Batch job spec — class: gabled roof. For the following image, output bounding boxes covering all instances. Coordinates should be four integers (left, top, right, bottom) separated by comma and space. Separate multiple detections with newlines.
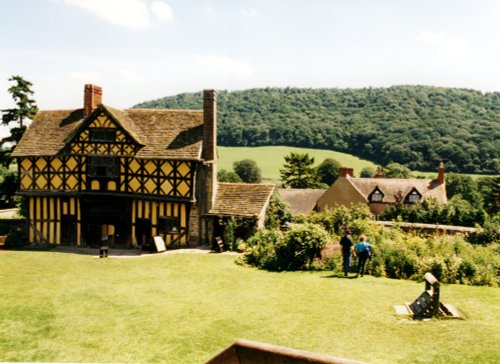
209, 183, 275, 218
12, 105, 204, 160
278, 188, 326, 215
346, 176, 447, 203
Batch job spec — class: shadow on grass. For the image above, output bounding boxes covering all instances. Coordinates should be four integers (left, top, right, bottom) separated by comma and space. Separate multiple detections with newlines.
321, 273, 359, 279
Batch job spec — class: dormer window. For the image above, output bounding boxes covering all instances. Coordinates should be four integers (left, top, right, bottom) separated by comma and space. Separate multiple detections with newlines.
369, 187, 384, 203
90, 128, 116, 143
406, 189, 421, 203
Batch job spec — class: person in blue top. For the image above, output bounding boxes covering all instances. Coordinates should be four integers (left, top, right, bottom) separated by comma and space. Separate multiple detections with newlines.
355, 234, 372, 278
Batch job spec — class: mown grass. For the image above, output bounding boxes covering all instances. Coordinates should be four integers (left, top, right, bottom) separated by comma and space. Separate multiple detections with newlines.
1, 251, 499, 363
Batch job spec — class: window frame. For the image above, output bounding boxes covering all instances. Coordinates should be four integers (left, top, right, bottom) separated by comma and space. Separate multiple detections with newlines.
369, 187, 384, 203
89, 128, 116, 143
157, 216, 180, 235
406, 189, 422, 204
87, 156, 119, 179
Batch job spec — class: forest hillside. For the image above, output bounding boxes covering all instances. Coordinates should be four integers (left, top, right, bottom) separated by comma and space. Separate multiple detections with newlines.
135, 86, 500, 174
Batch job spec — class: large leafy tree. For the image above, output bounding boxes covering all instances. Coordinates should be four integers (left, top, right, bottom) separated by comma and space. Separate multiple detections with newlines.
383, 163, 412, 178
476, 176, 500, 215
1, 76, 38, 166
446, 173, 483, 209
280, 152, 320, 188
316, 158, 341, 186
217, 169, 243, 183
233, 159, 261, 183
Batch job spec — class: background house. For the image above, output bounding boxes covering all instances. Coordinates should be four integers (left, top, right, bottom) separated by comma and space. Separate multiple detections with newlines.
316, 166, 447, 215
278, 188, 326, 216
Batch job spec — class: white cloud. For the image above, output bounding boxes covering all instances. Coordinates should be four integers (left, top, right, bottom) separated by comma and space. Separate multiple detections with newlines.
203, 6, 215, 16
241, 8, 258, 18
194, 55, 253, 78
150, 1, 173, 22
59, 0, 173, 29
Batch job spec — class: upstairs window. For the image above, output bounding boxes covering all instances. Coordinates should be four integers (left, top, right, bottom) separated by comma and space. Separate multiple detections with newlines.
87, 156, 119, 178
406, 189, 421, 203
90, 128, 116, 143
369, 188, 384, 202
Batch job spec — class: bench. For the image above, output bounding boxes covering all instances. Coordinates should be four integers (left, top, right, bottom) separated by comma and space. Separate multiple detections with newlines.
405, 272, 461, 319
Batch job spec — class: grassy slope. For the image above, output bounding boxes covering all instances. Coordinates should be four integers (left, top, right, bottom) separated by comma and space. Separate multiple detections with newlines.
218, 146, 379, 182
0, 251, 499, 364
218, 146, 494, 182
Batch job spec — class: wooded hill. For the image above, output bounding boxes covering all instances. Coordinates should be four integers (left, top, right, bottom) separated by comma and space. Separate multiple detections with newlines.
135, 86, 500, 174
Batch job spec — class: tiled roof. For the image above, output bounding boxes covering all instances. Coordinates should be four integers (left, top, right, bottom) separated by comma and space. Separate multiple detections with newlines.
13, 105, 204, 160
278, 188, 326, 215
347, 176, 446, 203
210, 183, 275, 218
13, 109, 84, 157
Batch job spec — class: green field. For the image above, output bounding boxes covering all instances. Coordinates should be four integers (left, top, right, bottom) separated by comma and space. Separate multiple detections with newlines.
218, 146, 495, 182
218, 146, 379, 182
1, 251, 499, 363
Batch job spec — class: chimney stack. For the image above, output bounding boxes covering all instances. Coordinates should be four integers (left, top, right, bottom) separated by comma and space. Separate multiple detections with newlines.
203, 89, 217, 162
84, 84, 102, 117
438, 162, 445, 184
375, 167, 384, 178
339, 167, 354, 178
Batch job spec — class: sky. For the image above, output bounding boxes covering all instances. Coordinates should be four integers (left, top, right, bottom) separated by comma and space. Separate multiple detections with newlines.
0, 0, 499, 124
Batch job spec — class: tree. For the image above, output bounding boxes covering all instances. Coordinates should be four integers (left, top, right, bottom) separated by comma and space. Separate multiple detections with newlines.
233, 159, 261, 183
1, 76, 38, 166
316, 158, 341, 185
446, 173, 483, 209
0, 166, 18, 208
217, 169, 242, 183
280, 152, 320, 188
360, 167, 375, 178
383, 163, 411, 178
476, 176, 500, 215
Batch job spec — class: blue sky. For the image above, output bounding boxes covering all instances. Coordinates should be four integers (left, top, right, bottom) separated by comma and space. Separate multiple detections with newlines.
1, 0, 499, 117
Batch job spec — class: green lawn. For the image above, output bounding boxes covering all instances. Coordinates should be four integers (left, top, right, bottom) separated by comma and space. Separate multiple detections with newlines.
218, 146, 379, 182
1, 251, 499, 363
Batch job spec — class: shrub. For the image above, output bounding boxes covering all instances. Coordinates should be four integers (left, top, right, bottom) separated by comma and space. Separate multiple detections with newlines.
467, 218, 500, 245
306, 203, 373, 234
278, 223, 330, 270
265, 193, 291, 230
384, 249, 418, 279
243, 229, 283, 270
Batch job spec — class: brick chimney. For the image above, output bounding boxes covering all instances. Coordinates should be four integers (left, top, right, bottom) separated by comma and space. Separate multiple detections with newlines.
203, 89, 217, 162
339, 167, 354, 178
438, 162, 445, 184
375, 167, 384, 178
199, 89, 218, 246
84, 84, 102, 117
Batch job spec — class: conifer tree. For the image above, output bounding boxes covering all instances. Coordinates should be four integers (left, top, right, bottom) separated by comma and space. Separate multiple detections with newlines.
1, 75, 38, 166
280, 152, 320, 188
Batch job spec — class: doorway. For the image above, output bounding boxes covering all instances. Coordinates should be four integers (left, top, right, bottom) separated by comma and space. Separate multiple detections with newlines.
60, 214, 77, 246
81, 196, 131, 248
135, 218, 152, 250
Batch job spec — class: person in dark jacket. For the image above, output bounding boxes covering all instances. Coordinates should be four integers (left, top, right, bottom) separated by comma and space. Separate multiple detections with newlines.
339, 229, 354, 276
355, 234, 373, 277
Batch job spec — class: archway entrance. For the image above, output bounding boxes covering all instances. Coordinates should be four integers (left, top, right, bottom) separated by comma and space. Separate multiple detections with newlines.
81, 196, 132, 248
